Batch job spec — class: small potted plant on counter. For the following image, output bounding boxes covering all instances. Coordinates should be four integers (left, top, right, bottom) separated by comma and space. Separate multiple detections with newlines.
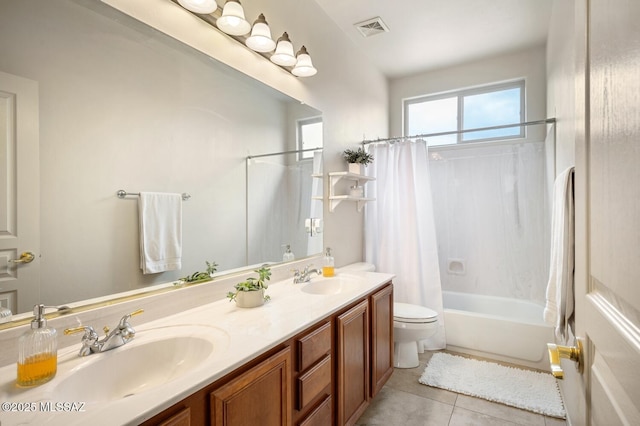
174, 260, 218, 287
227, 265, 272, 308
342, 147, 374, 174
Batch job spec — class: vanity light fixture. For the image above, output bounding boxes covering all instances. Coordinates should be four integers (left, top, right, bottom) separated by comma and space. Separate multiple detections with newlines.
245, 14, 276, 52
177, 0, 218, 14
270, 32, 297, 66
172, 0, 317, 77
216, 0, 251, 36
292, 46, 317, 77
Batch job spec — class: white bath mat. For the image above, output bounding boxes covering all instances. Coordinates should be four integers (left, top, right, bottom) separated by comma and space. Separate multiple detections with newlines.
419, 352, 566, 418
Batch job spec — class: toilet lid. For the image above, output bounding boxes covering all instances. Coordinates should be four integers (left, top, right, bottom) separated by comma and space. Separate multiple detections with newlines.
394, 302, 438, 323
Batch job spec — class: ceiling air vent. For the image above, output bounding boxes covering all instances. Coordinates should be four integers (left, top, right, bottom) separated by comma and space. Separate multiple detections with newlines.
354, 17, 389, 38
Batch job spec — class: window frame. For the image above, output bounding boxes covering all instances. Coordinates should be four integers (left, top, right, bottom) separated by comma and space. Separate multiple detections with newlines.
296, 116, 323, 161
403, 80, 526, 146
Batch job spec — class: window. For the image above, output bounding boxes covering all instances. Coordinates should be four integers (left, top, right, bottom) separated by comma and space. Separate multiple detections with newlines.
297, 117, 323, 160
404, 81, 525, 146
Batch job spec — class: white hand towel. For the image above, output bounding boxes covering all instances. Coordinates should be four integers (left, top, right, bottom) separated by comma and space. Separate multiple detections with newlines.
543, 166, 575, 343
138, 192, 182, 274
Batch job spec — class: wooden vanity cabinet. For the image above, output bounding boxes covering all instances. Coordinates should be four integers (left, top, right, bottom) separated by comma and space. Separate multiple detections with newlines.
336, 299, 370, 426
369, 284, 394, 398
210, 347, 292, 426
335, 283, 393, 425
141, 281, 393, 426
140, 346, 291, 426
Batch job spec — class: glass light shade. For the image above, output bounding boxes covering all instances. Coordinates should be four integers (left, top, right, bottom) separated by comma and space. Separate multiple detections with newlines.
292, 46, 317, 77
270, 32, 297, 66
245, 14, 276, 53
216, 0, 251, 36
177, 0, 218, 14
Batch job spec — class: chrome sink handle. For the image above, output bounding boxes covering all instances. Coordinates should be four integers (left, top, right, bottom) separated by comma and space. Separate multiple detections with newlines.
64, 325, 99, 357
117, 308, 143, 339
101, 309, 144, 352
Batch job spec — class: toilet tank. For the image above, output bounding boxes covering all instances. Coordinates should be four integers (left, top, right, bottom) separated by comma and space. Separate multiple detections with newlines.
340, 262, 376, 272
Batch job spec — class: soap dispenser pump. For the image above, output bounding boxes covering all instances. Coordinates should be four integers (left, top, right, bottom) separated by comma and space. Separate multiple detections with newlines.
282, 244, 295, 262
17, 304, 58, 387
322, 247, 335, 277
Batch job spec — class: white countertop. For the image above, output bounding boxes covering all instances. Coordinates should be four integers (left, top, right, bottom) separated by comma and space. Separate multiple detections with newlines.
0, 269, 393, 425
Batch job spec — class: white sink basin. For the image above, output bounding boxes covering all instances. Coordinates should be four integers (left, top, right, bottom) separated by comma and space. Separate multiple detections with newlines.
301, 275, 362, 295
54, 325, 229, 403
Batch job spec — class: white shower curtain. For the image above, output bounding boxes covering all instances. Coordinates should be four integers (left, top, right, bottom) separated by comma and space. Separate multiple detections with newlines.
364, 139, 446, 349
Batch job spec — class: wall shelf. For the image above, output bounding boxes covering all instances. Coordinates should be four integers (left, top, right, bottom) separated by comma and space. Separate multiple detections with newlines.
328, 172, 376, 212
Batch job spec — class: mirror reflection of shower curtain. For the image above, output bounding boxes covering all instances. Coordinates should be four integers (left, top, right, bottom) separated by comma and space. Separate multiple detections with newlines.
247, 154, 322, 265
307, 151, 323, 255
364, 139, 446, 349
247, 159, 288, 264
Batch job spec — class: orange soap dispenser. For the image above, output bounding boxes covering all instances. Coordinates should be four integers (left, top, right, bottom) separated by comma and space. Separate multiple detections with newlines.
17, 304, 58, 387
322, 247, 335, 277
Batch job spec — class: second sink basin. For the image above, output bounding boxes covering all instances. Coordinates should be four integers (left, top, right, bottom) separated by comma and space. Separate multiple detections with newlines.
54, 325, 229, 403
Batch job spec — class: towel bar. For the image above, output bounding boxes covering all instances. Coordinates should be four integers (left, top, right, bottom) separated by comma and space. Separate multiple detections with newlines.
117, 190, 191, 201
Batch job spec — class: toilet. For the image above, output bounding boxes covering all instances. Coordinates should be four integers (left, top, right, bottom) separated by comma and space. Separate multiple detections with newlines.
339, 262, 439, 369
393, 302, 439, 368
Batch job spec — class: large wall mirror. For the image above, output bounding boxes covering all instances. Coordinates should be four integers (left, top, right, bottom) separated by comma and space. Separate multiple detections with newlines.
0, 0, 323, 319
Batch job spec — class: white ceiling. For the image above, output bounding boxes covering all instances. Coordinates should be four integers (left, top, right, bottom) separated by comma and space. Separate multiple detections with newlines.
314, 0, 553, 79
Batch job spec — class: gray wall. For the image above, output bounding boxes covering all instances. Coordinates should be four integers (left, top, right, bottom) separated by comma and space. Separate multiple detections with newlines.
0, 0, 389, 311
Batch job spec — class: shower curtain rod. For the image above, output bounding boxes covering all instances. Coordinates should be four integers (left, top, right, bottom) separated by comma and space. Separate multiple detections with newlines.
361, 118, 556, 145
247, 147, 323, 160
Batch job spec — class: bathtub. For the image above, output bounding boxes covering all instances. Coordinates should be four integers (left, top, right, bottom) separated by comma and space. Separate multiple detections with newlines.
442, 291, 554, 370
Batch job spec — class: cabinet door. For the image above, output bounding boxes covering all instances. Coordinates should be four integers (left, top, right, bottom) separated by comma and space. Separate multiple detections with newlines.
336, 299, 369, 426
156, 407, 191, 426
370, 284, 394, 397
210, 347, 292, 426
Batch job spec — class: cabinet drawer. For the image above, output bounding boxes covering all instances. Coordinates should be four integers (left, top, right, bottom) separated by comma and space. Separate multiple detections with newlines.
297, 355, 331, 410
299, 396, 332, 426
297, 321, 331, 372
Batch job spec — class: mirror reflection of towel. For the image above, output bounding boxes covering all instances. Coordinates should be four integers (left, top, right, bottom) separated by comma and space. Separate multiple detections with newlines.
138, 192, 182, 274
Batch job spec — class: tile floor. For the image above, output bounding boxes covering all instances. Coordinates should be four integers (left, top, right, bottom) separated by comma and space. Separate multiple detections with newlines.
356, 351, 567, 426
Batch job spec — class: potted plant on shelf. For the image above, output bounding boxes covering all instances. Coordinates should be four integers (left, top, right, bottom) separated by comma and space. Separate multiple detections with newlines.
174, 260, 218, 287
342, 147, 374, 174
227, 265, 272, 308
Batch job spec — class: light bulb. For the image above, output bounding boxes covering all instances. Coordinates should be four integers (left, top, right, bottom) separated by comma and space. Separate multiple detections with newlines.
270, 32, 297, 67
216, 0, 251, 36
177, 0, 218, 14
245, 14, 276, 53
292, 46, 317, 77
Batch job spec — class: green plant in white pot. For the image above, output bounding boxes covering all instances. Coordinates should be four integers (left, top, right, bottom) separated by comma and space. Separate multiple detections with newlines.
342, 147, 374, 174
227, 265, 272, 308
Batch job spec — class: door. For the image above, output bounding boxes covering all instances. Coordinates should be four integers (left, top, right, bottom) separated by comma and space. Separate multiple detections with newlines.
565, 0, 640, 424
0, 71, 40, 315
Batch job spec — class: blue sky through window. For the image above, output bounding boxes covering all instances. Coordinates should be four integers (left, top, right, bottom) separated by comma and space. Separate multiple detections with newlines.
462, 88, 521, 141
404, 81, 524, 146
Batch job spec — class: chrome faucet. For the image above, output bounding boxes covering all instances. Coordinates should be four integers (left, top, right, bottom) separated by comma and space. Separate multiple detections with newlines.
64, 309, 144, 357
292, 265, 322, 284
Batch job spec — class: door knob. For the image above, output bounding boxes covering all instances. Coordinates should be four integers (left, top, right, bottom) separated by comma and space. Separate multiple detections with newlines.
547, 339, 583, 379
9, 251, 35, 264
